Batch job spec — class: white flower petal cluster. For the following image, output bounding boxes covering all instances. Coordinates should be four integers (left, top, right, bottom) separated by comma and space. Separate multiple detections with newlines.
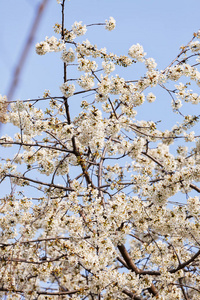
72, 21, 87, 36
189, 41, 200, 52
75, 108, 105, 150
0, 94, 8, 123
36, 36, 65, 55
0, 135, 13, 147
183, 131, 195, 142
76, 39, 94, 56
110, 75, 125, 94
60, 82, 75, 97
61, 47, 76, 63
175, 82, 200, 104
95, 75, 111, 102
145, 57, 157, 70
35, 41, 50, 55
53, 23, 62, 33
146, 70, 160, 87
78, 58, 98, 72
64, 30, 76, 42
187, 196, 200, 216
166, 64, 185, 81
132, 91, 145, 106
171, 98, 182, 111
128, 43, 146, 61
77, 73, 95, 90
146, 92, 156, 103
105, 17, 116, 31
102, 61, 115, 74
165, 63, 200, 86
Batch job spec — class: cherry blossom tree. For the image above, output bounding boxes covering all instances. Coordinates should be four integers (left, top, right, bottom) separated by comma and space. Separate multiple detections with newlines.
0, 0, 200, 299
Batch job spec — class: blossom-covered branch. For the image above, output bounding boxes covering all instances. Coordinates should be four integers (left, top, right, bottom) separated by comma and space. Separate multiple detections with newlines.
0, 0, 200, 299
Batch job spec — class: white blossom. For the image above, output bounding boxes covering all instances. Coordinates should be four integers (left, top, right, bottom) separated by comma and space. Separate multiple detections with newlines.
189, 41, 200, 52
145, 57, 157, 70
77, 74, 95, 90
102, 61, 115, 74
36, 36, 65, 55
72, 21, 87, 36
78, 58, 98, 72
128, 43, 146, 61
35, 41, 50, 55
146, 92, 156, 103
60, 82, 75, 97
105, 17, 116, 31
61, 48, 76, 63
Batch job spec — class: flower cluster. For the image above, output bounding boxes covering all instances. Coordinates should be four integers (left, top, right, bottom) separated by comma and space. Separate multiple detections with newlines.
128, 43, 146, 61
102, 61, 115, 74
36, 36, 65, 55
75, 108, 105, 150
61, 47, 76, 63
146, 92, 156, 103
189, 40, 200, 52
145, 57, 157, 70
60, 82, 75, 96
105, 17, 116, 31
72, 21, 87, 36
78, 58, 98, 72
0, 94, 8, 123
77, 73, 95, 90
